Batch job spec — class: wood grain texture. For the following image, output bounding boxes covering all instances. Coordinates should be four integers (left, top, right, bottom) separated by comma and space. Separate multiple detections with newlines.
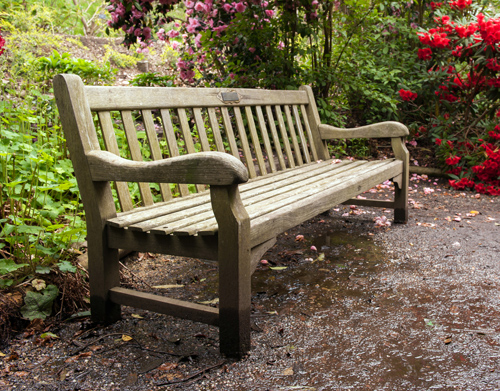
319, 121, 409, 139
87, 150, 249, 185
109, 287, 219, 326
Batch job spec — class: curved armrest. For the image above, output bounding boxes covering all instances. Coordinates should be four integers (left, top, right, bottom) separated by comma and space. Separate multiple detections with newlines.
87, 150, 249, 185
319, 121, 409, 139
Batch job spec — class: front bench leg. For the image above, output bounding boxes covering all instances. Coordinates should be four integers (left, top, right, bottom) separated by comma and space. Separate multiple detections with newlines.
391, 136, 409, 223
88, 230, 122, 324
211, 185, 252, 358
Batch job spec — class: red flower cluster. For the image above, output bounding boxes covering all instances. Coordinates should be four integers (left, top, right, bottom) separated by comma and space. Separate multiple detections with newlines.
418, 48, 432, 60
449, 0, 472, 10
418, 30, 451, 48
446, 155, 461, 165
486, 58, 500, 71
0, 29, 5, 56
488, 129, 500, 140
399, 89, 418, 101
430, 2, 443, 11
477, 13, 500, 47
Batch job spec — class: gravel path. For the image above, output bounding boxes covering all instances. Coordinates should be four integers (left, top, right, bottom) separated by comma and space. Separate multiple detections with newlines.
1, 175, 499, 390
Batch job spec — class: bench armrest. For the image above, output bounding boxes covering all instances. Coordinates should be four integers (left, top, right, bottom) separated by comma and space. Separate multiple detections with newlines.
319, 121, 409, 139
87, 150, 249, 185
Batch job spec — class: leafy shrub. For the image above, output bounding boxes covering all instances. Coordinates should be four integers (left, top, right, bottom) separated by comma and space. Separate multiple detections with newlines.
130, 72, 175, 87
35, 50, 116, 86
399, 0, 500, 195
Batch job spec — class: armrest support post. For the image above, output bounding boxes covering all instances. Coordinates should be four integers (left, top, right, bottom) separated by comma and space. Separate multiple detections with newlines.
210, 184, 251, 357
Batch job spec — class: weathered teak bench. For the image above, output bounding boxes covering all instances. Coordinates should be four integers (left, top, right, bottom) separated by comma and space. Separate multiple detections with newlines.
53, 74, 409, 358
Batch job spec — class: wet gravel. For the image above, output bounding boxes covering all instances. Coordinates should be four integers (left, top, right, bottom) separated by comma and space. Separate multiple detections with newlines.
1, 175, 499, 390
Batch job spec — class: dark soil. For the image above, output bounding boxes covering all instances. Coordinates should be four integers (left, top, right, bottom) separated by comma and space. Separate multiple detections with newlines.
1, 175, 499, 390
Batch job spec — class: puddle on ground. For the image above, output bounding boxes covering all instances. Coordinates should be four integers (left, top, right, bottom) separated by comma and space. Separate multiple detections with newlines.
244, 227, 500, 390
252, 229, 385, 314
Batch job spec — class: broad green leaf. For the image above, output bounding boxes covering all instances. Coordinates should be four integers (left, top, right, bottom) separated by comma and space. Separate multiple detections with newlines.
57, 261, 77, 273
20, 284, 59, 320
0, 259, 28, 275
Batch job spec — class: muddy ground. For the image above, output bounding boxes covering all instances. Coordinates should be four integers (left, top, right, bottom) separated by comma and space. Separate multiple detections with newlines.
1, 174, 499, 391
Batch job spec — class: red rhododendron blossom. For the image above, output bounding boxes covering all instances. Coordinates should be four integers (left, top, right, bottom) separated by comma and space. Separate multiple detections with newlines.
449, 177, 475, 190
435, 138, 442, 145
0, 30, 5, 56
486, 58, 500, 71
418, 48, 433, 60
449, 0, 472, 10
418, 31, 451, 48
477, 13, 500, 47
399, 89, 418, 101
488, 131, 500, 140
446, 155, 461, 165
454, 24, 477, 38
451, 45, 463, 57
430, 2, 443, 11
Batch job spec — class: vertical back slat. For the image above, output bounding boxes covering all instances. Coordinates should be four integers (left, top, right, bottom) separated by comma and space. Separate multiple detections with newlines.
207, 108, 226, 152
234, 107, 257, 179
256, 106, 276, 173
221, 107, 240, 159
265, 106, 286, 171
300, 104, 318, 161
292, 105, 311, 164
244, 106, 267, 176
275, 106, 295, 168
193, 108, 211, 152
284, 105, 304, 166
178, 108, 204, 193
121, 110, 154, 206
97, 111, 134, 212
299, 85, 329, 160
142, 109, 172, 201
160, 109, 189, 197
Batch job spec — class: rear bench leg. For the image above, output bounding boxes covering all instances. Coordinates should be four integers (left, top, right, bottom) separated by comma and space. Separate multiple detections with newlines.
211, 185, 252, 358
391, 136, 409, 224
87, 234, 122, 324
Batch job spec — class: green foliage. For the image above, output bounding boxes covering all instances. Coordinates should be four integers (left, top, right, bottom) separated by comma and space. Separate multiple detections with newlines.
20, 284, 59, 320
103, 44, 140, 68
130, 72, 175, 87
35, 50, 116, 86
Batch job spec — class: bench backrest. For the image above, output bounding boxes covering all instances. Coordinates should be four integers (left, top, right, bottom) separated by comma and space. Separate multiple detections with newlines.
54, 74, 328, 214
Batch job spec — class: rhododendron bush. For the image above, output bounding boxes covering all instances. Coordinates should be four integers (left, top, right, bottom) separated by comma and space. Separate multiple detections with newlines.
105, 0, 321, 89
403, 0, 500, 196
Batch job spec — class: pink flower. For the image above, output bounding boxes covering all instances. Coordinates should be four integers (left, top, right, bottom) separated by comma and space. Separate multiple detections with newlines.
234, 2, 246, 13
167, 29, 180, 38
194, 2, 205, 11
265, 9, 274, 17
223, 3, 232, 12
248, 47, 256, 53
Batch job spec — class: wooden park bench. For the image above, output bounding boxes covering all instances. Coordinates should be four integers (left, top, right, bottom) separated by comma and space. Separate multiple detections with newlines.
53, 74, 409, 358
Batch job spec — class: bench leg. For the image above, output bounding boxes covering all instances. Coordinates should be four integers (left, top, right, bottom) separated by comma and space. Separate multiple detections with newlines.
393, 182, 408, 223
88, 236, 122, 324
211, 185, 252, 358
391, 137, 409, 224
